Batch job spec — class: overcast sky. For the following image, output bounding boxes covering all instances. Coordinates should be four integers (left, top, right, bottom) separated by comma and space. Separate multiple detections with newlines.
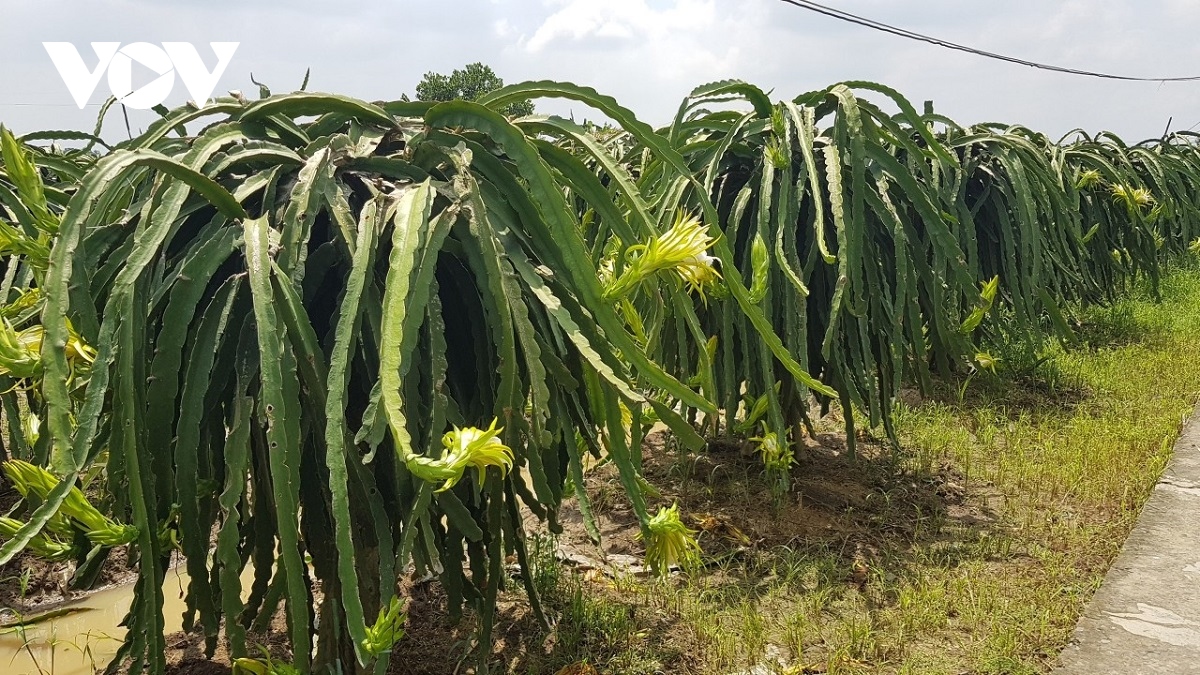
2, 1, 1199, 142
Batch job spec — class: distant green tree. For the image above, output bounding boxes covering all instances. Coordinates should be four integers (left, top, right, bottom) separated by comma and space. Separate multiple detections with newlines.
414, 62, 535, 117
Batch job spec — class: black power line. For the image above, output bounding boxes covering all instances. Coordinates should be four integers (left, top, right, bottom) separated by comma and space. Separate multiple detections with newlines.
777, 0, 1200, 82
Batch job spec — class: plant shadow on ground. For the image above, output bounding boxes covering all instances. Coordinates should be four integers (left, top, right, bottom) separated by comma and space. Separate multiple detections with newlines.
385, 423, 1012, 675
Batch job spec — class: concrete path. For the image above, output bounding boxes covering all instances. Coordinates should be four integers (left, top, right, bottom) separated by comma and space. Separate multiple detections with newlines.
1055, 409, 1200, 674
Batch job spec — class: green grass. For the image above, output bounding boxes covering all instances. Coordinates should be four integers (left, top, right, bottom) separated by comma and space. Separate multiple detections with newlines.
519, 264, 1200, 674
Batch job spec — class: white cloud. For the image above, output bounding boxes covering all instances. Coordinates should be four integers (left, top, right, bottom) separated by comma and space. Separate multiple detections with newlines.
523, 0, 717, 53
502, 0, 753, 123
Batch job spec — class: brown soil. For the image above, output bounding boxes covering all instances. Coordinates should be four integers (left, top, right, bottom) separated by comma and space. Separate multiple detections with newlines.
379, 424, 997, 674
0, 546, 142, 616
163, 616, 291, 675
554, 427, 997, 567
168, 660, 233, 675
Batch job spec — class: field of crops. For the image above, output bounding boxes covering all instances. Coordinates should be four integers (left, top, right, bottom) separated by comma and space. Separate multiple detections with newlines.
1, 78, 1197, 674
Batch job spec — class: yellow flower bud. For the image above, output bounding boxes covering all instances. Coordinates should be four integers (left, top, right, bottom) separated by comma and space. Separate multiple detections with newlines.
638, 503, 702, 576
406, 418, 515, 492
603, 211, 721, 300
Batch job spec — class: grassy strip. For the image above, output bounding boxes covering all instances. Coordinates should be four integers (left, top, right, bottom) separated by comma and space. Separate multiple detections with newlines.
510, 264, 1200, 675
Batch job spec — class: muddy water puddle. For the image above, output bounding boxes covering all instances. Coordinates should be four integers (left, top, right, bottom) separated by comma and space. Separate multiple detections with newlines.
1, 566, 251, 675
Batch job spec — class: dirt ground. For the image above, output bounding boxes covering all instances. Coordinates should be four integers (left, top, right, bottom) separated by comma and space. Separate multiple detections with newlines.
382, 420, 997, 674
